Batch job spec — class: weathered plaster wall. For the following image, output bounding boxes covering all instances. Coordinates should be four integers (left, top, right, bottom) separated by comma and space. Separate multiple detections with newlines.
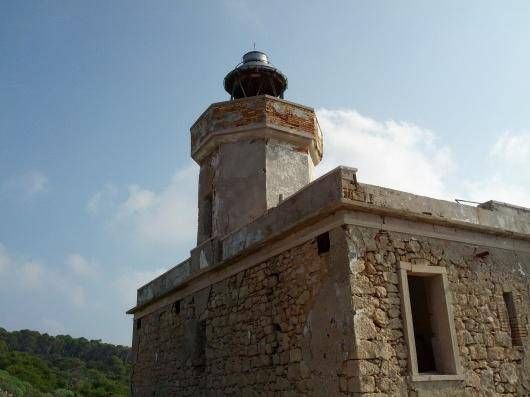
211, 139, 267, 241
345, 225, 530, 396
265, 140, 312, 208
192, 95, 323, 246
196, 138, 315, 244
131, 229, 355, 396
190, 96, 321, 157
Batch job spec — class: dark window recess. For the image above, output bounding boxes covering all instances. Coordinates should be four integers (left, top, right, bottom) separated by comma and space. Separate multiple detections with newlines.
408, 276, 436, 373
192, 319, 207, 367
203, 194, 213, 238
136, 318, 142, 330
317, 232, 330, 254
503, 292, 523, 346
172, 300, 181, 314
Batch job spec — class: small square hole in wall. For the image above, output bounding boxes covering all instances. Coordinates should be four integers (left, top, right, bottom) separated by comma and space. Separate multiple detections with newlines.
317, 232, 330, 254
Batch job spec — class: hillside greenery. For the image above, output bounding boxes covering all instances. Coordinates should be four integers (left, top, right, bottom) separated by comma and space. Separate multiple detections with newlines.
0, 328, 130, 397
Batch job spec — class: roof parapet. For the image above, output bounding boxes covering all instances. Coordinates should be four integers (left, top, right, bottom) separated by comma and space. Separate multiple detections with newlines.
129, 167, 530, 314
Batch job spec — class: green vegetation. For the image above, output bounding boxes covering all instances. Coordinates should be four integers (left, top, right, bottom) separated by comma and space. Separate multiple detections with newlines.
0, 328, 130, 397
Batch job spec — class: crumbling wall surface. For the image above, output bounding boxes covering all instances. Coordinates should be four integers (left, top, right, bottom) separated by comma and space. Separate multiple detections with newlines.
190, 96, 319, 151
345, 224, 530, 396
265, 139, 312, 208
214, 139, 268, 238
131, 228, 355, 396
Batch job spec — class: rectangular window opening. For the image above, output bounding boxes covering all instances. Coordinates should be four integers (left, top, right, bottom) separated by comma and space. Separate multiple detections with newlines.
136, 318, 142, 330
203, 194, 213, 238
503, 292, 523, 346
192, 319, 207, 368
408, 275, 437, 373
172, 300, 181, 315
317, 232, 330, 254
399, 264, 462, 380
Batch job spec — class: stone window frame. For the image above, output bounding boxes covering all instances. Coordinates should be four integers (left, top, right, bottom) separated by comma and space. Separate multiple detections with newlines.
398, 261, 464, 382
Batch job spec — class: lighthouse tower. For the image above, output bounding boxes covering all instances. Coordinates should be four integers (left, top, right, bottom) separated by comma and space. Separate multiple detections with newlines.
191, 51, 323, 245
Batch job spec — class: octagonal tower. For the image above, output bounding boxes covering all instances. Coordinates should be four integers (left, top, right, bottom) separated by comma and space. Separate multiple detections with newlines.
191, 51, 323, 245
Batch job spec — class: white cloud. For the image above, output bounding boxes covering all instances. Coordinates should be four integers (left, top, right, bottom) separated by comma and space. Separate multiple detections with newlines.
2, 170, 49, 198
66, 254, 98, 278
459, 131, 530, 207
316, 109, 454, 199
84, 166, 198, 311
21, 171, 49, 196
86, 184, 117, 214
0, 243, 94, 307
491, 131, 530, 165
20, 261, 44, 287
118, 185, 157, 215
0, 242, 125, 343
124, 166, 198, 247
462, 176, 530, 207
0, 243, 45, 287
90, 165, 198, 250
317, 109, 530, 208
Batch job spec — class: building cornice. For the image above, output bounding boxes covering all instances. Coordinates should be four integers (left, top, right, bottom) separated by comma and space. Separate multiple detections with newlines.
128, 166, 530, 317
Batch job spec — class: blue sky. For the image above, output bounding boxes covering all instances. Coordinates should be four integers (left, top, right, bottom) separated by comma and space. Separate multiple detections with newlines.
1, 1, 530, 346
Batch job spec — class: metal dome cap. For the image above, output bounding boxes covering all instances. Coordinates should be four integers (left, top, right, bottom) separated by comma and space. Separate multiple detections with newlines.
243, 50, 269, 63
224, 50, 288, 100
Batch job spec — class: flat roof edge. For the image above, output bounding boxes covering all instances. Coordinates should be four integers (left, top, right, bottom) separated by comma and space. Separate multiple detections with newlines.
128, 166, 530, 314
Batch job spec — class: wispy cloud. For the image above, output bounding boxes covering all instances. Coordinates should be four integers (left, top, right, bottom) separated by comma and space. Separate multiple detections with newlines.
117, 166, 198, 248
0, 244, 94, 308
462, 176, 530, 207
0, 241, 169, 344
317, 109, 530, 207
317, 109, 454, 199
491, 131, 530, 165
20, 261, 44, 287
89, 165, 198, 250
66, 253, 98, 279
118, 185, 157, 216
0, 243, 46, 287
86, 184, 117, 214
2, 170, 49, 199
460, 131, 530, 207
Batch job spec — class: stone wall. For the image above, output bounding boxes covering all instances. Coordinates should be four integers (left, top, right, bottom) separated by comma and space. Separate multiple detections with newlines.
131, 229, 355, 396
345, 225, 530, 396
131, 222, 530, 396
